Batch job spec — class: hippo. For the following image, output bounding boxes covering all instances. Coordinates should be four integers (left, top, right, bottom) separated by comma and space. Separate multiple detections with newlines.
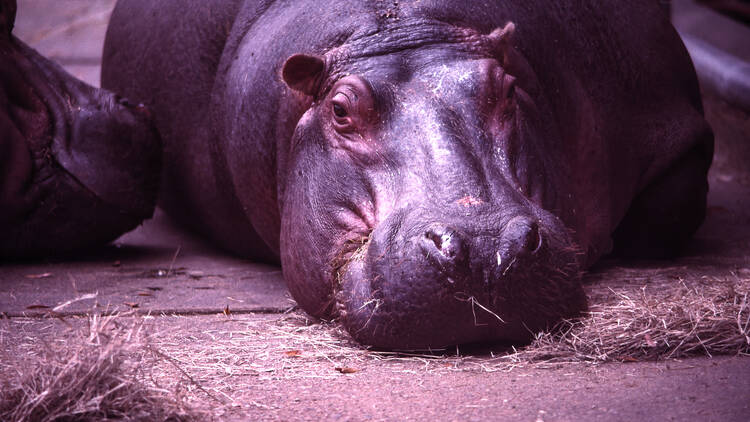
3, 0, 712, 350
99, 0, 713, 349
0, 0, 161, 257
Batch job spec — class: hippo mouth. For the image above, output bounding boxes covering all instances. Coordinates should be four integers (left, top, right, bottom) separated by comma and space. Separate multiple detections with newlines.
329, 215, 588, 351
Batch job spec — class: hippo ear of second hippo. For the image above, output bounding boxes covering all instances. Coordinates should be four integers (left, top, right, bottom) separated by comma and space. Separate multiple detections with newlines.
0, 0, 17, 36
282, 54, 326, 96
488, 21, 516, 63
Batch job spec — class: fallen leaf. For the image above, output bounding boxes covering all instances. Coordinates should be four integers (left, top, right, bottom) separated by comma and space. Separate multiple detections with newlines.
26, 305, 51, 309
137, 292, 153, 297
223, 305, 231, 316
25, 273, 52, 279
124, 302, 139, 308
284, 350, 302, 357
335, 367, 358, 374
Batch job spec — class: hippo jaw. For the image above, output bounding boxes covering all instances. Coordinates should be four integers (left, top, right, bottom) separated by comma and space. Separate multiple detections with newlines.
278, 25, 587, 350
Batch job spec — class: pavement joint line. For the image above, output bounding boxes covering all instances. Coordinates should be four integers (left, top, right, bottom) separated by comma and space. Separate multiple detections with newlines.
1, 307, 295, 319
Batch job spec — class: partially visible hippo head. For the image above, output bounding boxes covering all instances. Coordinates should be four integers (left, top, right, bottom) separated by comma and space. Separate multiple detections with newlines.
279, 22, 587, 350
0, 0, 161, 257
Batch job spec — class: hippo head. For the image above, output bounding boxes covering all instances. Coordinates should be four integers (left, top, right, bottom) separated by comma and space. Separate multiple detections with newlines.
278, 22, 586, 350
0, 0, 161, 257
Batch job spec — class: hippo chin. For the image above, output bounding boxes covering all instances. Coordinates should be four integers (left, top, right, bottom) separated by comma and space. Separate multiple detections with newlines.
2, 0, 712, 350
0, 0, 161, 257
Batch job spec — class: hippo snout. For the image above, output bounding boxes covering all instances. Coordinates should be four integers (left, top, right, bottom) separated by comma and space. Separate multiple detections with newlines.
335, 212, 587, 350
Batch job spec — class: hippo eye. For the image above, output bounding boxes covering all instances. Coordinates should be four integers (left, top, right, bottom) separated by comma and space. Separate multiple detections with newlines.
331, 93, 355, 131
328, 78, 375, 136
333, 102, 348, 118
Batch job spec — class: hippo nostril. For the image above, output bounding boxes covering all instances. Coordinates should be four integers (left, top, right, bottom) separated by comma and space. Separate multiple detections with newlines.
504, 217, 543, 255
426, 231, 447, 255
523, 221, 543, 254
422, 225, 464, 262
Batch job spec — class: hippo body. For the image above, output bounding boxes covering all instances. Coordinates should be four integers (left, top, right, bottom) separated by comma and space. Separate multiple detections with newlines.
99, 0, 713, 349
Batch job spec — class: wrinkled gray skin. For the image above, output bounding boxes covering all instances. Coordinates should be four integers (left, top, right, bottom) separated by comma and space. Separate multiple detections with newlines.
0, 0, 160, 258
103, 0, 713, 350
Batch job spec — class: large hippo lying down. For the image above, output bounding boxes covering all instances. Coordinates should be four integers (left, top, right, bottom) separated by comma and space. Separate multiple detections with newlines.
2, 0, 713, 350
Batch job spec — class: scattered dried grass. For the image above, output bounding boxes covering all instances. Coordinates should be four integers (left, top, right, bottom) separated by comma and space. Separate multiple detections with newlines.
144, 271, 750, 389
0, 269, 747, 418
0, 313, 207, 422
509, 272, 750, 364
201, 271, 750, 375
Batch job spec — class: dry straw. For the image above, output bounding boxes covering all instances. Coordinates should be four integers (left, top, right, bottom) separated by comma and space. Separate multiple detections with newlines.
0, 313, 206, 422
148, 271, 750, 383
0, 271, 747, 419
503, 271, 750, 365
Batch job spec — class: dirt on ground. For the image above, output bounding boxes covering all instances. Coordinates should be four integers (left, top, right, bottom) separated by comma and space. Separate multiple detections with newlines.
2, 312, 748, 421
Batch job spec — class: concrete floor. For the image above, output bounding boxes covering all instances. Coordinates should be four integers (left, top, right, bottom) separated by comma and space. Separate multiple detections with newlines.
2, 1, 750, 420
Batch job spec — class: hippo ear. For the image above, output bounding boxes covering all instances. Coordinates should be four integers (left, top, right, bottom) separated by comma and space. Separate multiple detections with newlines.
282, 54, 326, 96
489, 22, 515, 46
488, 22, 516, 64
0, 0, 16, 36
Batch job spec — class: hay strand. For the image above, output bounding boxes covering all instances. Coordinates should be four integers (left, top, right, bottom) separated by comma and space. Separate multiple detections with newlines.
0, 313, 206, 422
507, 272, 750, 364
